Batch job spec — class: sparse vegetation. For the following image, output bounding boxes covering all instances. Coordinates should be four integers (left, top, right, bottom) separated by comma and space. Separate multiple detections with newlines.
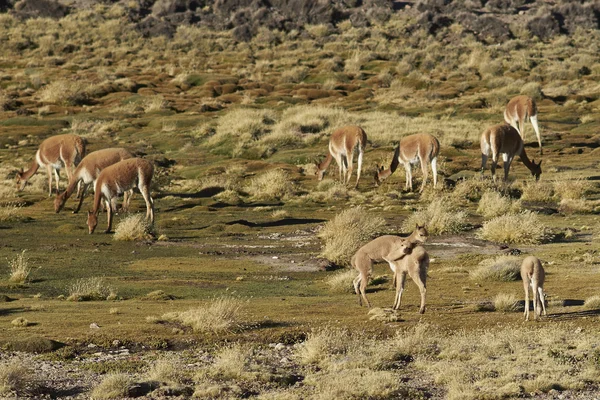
158, 296, 244, 333
91, 373, 132, 400
113, 214, 153, 241
319, 207, 385, 266
0, 362, 30, 396
324, 269, 355, 293
67, 277, 114, 301
402, 197, 468, 235
7, 250, 31, 284
478, 211, 552, 244
470, 256, 522, 282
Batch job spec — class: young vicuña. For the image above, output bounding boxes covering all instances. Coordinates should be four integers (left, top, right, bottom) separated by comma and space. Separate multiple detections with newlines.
87, 158, 154, 234
480, 124, 542, 182
54, 148, 133, 214
351, 225, 429, 311
16, 134, 86, 196
315, 125, 367, 187
504, 95, 542, 154
521, 256, 547, 321
374, 133, 440, 193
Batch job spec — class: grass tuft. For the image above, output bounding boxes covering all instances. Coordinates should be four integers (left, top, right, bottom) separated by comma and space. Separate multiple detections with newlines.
8, 250, 31, 284
0, 362, 30, 396
159, 296, 244, 333
476, 190, 521, 219
11, 317, 31, 327
493, 293, 519, 312
470, 256, 522, 282
113, 214, 153, 241
90, 373, 132, 399
324, 269, 355, 293
402, 197, 467, 235
245, 169, 294, 201
478, 211, 552, 244
67, 277, 114, 301
0, 202, 23, 222
319, 207, 385, 266
583, 295, 600, 310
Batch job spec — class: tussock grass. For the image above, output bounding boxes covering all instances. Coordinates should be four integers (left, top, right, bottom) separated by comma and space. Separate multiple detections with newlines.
493, 293, 519, 312
113, 214, 153, 241
11, 317, 31, 327
0, 183, 17, 199
553, 175, 593, 201
8, 250, 31, 284
319, 207, 385, 266
159, 296, 244, 333
281, 66, 309, 83
0, 202, 23, 222
324, 269, 355, 293
245, 169, 294, 201
38, 80, 90, 105
213, 189, 243, 205
478, 211, 552, 244
476, 190, 521, 219
91, 373, 132, 399
70, 118, 125, 138
303, 369, 403, 399
147, 359, 183, 384
519, 181, 555, 202
142, 95, 167, 112
583, 295, 600, 309
470, 256, 521, 282
304, 179, 350, 202
451, 177, 497, 202
402, 197, 468, 235
67, 277, 114, 301
558, 199, 597, 214
0, 362, 30, 396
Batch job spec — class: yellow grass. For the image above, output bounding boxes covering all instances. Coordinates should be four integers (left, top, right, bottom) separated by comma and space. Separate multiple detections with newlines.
478, 211, 552, 244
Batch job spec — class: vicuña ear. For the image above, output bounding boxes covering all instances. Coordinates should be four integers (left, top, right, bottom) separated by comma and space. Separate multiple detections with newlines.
538, 160, 543, 167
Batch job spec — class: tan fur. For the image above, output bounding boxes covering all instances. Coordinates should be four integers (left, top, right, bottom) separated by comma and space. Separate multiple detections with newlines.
504, 95, 542, 154
351, 225, 428, 310
87, 158, 154, 234
55, 148, 133, 214
16, 134, 86, 196
480, 124, 541, 182
520, 256, 547, 321
315, 125, 367, 187
390, 245, 429, 314
374, 133, 440, 193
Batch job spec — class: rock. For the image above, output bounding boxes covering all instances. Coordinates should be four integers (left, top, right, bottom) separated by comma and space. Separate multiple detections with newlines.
89, 323, 100, 329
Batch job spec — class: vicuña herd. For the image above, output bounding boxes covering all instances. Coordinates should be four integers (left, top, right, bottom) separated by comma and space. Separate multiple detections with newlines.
14, 95, 550, 319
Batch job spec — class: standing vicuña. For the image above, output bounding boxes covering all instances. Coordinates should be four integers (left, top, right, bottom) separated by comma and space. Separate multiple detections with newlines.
351, 225, 429, 311
55, 148, 133, 214
391, 245, 429, 314
520, 256, 547, 321
504, 95, 542, 154
374, 133, 440, 193
480, 124, 541, 182
315, 125, 367, 187
87, 158, 154, 234
16, 134, 86, 196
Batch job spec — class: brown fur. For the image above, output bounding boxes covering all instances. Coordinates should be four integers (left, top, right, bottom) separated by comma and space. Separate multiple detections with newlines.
374, 133, 440, 193
391, 245, 429, 314
521, 256, 547, 321
315, 125, 367, 188
87, 158, 154, 234
16, 134, 86, 196
351, 225, 428, 310
55, 148, 133, 214
504, 95, 542, 154
480, 124, 542, 182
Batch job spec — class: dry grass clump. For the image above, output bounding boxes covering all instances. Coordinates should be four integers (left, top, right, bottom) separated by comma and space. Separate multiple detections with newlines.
38, 80, 90, 105
451, 177, 497, 202
402, 197, 468, 235
70, 118, 125, 138
476, 190, 521, 219
519, 181, 555, 202
113, 214, 153, 241
0, 202, 23, 222
319, 207, 385, 266
0, 362, 30, 396
11, 317, 31, 327
213, 189, 243, 205
142, 95, 168, 112
147, 359, 184, 384
0, 182, 17, 199
91, 373, 132, 400
558, 199, 597, 214
324, 269, 355, 293
281, 66, 309, 83
303, 369, 403, 399
478, 211, 552, 244
8, 250, 31, 284
416, 326, 600, 399
304, 179, 350, 202
67, 277, 114, 301
493, 293, 519, 312
159, 296, 244, 333
470, 256, 522, 282
583, 295, 600, 310
552, 175, 593, 201
245, 169, 294, 201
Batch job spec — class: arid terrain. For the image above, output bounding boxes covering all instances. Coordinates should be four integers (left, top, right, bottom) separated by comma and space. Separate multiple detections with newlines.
0, 0, 599, 398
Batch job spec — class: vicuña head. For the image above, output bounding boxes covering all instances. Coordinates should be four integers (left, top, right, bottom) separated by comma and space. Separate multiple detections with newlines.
54, 191, 68, 213
15, 168, 26, 191
314, 159, 326, 181
412, 224, 429, 243
530, 159, 542, 181
87, 210, 98, 234
373, 164, 385, 186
